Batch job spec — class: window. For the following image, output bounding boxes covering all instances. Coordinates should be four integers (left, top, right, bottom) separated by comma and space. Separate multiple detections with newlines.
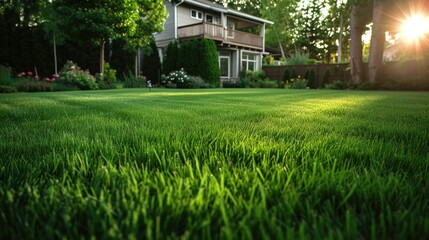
191, 9, 203, 20
206, 15, 221, 25
241, 52, 258, 71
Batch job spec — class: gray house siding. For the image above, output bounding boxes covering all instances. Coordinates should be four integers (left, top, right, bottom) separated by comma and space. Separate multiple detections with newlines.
154, 0, 175, 47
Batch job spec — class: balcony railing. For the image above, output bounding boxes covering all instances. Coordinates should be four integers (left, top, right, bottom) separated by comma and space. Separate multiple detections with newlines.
178, 22, 263, 50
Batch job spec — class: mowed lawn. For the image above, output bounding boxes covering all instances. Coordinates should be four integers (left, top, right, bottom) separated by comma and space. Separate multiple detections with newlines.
0, 89, 428, 239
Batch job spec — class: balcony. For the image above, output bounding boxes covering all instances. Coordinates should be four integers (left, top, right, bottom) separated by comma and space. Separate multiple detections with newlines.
178, 22, 263, 50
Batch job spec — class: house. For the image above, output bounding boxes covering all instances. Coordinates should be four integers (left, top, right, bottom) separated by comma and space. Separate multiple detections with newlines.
154, 0, 273, 82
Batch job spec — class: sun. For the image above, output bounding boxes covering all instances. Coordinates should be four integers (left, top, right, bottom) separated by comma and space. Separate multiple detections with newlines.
400, 15, 429, 41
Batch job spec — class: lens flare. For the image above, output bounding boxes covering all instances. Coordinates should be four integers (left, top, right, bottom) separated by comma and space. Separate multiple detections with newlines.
401, 15, 429, 41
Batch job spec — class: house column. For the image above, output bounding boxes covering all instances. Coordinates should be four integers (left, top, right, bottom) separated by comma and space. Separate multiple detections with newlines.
260, 23, 266, 52
222, 13, 227, 41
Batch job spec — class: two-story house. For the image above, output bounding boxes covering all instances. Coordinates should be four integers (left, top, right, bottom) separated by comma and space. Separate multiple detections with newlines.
155, 0, 273, 82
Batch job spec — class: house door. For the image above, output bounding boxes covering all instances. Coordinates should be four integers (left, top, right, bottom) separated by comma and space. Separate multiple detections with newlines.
219, 56, 231, 79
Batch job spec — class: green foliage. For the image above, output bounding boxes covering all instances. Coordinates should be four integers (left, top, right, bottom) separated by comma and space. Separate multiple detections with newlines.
263, 55, 275, 65
96, 62, 118, 89
199, 39, 220, 86
142, 41, 161, 84
285, 50, 310, 65
163, 41, 179, 74
0, 65, 13, 86
304, 67, 316, 88
122, 71, 147, 88
283, 68, 291, 81
0, 85, 17, 93
176, 39, 220, 86
58, 61, 98, 90
165, 68, 196, 88
17, 81, 53, 92
234, 70, 277, 88
322, 69, 331, 87
284, 76, 308, 89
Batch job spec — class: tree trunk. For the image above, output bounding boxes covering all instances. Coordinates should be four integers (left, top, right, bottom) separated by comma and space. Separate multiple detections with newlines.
338, 12, 343, 63
368, 0, 386, 83
350, 4, 365, 83
100, 40, 106, 75
53, 31, 57, 74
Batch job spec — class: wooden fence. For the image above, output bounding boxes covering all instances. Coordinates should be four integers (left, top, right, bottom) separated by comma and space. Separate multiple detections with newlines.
263, 60, 429, 89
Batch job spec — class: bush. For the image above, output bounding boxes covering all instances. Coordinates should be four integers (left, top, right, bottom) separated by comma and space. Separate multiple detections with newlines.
322, 69, 331, 87
255, 80, 278, 88
142, 41, 161, 84
176, 39, 220, 86
284, 76, 308, 89
163, 41, 179, 74
123, 71, 147, 88
304, 68, 316, 88
96, 63, 118, 89
0, 65, 13, 86
17, 81, 53, 92
165, 69, 196, 88
57, 61, 98, 90
0, 85, 17, 93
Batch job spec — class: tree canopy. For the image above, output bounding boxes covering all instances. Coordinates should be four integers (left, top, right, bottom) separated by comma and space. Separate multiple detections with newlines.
52, 0, 166, 74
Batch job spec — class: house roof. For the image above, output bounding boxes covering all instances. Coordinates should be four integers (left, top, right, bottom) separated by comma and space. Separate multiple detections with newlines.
180, 0, 274, 25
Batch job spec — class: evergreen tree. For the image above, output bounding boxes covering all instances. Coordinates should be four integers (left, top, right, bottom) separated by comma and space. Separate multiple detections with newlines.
163, 41, 179, 74
142, 40, 161, 84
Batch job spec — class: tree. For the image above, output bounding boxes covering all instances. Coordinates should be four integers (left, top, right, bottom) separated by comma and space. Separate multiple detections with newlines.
368, 0, 386, 83
141, 40, 162, 84
163, 41, 179, 74
349, 0, 372, 83
124, 0, 167, 77
54, 0, 166, 75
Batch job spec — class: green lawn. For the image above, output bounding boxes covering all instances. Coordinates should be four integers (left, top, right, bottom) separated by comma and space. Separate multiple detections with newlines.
1, 89, 428, 239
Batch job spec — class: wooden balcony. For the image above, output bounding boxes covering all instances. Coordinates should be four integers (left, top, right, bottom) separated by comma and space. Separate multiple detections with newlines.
178, 22, 263, 50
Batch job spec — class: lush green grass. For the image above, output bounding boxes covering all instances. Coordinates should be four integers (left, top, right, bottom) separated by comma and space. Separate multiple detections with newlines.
1, 89, 428, 239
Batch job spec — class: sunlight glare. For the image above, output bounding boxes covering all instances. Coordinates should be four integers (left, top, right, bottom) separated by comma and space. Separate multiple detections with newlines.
401, 15, 429, 41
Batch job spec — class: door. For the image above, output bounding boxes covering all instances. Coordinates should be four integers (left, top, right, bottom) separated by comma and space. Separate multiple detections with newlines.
219, 56, 230, 79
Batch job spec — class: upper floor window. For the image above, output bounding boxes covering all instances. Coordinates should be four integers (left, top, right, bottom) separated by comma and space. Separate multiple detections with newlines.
191, 9, 203, 20
206, 14, 221, 25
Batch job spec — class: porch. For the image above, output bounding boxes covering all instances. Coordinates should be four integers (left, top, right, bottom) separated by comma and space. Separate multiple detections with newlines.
178, 22, 263, 50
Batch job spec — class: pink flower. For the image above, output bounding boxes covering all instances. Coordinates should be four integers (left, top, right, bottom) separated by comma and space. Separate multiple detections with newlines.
52, 73, 60, 78
44, 78, 50, 82
27, 71, 33, 76
50, 78, 56, 82
34, 75, 39, 80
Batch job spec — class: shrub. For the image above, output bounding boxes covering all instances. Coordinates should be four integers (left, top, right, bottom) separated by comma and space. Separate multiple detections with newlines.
166, 69, 196, 88
263, 55, 275, 65
285, 50, 310, 65
123, 71, 147, 88
322, 69, 331, 87
177, 39, 220, 86
96, 63, 118, 89
304, 68, 316, 88
142, 41, 161, 84
0, 65, 13, 86
163, 41, 179, 74
284, 76, 308, 89
0, 85, 17, 93
283, 69, 291, 81
17, 81, 53, 92
324, 80, 349, 90
58, 61, 98, 90
256, 79, 278, 88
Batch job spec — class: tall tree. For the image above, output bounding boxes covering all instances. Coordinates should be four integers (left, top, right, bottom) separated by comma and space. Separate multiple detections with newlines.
349, 0, 372, 83
125, 0, 167, 77
368, 0, 386, 83
54, 0, 165, 75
